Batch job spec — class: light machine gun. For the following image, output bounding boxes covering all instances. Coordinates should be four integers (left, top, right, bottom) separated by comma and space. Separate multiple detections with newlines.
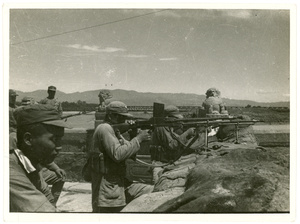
91, 103, 259, 169
110, 103, 259, 147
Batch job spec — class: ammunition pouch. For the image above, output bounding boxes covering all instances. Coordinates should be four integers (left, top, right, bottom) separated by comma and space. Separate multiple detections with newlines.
104, 155, 126, 176
82, 152, 106, 182
150, 145, 162, 161
91, 152, 106, 174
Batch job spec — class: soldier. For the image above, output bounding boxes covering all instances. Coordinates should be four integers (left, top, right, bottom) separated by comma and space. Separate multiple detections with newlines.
9, 89, 18, 131
13, 101, 67, 207
10, 104, 71, 212
21, 96, 35, 106
90, 101, 153, 213
10, 94, 37, 150
40, 86, 63, 117
9, 89, 18, 151
11, 96, 34, 150
150, 105, 196, 184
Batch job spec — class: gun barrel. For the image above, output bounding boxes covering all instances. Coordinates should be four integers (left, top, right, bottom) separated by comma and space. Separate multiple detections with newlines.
181, 120, 259, 126
61, 113, 81, 119
61, 110, 95, 119
112, 118, 259, 134
172, 116, 237, 123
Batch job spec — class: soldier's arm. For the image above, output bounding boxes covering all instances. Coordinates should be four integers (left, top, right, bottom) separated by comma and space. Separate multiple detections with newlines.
39, 98, 47, 104
45, 162, 66, 180
154, 127, 182, 151
45, 162, 60, 171
10, 172, 56, 212
94, 124, 140, 162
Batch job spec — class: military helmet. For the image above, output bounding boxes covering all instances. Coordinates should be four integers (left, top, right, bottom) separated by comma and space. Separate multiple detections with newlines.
164, 105, 183, 119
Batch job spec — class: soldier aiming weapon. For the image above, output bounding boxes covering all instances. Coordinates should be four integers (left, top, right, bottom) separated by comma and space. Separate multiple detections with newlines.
111, 102, 259, 147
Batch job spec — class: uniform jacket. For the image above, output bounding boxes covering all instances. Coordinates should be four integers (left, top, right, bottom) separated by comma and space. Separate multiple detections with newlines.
9, 149, 56, 212
39, 98, 63, 117
92, 123, 140, 207
151, 127, 205, 162
152, 127, 190, 152
9, 106, 17, 133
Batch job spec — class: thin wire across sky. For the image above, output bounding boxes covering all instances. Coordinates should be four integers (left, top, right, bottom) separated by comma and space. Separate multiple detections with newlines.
10, 9, 169, 46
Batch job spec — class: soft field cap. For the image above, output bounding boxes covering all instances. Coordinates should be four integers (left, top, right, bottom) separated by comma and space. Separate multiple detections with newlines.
14, 104, 72, 128
48, 86, 57, 91
21, 96, 33, 105
106, 101, 133, 117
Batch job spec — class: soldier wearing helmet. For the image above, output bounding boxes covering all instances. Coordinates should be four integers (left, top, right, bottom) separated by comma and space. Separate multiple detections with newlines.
150, 105, 197, 184
90, 101, 153, 213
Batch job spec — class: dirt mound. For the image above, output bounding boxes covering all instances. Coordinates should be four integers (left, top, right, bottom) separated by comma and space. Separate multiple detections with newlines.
154, 145, 289, 213
123, 143, 289, 213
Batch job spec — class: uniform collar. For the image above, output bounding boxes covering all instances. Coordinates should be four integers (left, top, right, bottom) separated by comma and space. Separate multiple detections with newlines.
13, 149, 36, 173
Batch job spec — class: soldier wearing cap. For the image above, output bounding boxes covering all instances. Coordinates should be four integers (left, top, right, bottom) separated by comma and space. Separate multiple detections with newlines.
10, 96, 36, 151
90, 101, 153, 213
39, 86, 63, 117
150, 105, 196, 184
9, 89, 19, 151
9, 89, 18, 108
9, 89, 18, 132
21, 96, 35, 106
13, 96, 66, 207
10, 104, 71, 212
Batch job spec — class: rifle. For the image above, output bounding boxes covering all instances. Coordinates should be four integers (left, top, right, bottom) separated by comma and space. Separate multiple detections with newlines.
111, 103, 260, 146
61, 111, 94, 121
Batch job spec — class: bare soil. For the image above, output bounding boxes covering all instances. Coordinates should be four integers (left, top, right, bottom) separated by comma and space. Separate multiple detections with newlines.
123, 144, 290, 213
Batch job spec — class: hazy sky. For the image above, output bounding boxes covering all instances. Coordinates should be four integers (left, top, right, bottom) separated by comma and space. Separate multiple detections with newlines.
9, 8, 290, 102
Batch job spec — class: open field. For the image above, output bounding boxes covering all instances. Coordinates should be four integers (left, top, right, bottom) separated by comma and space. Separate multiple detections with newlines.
226, 107, 289, 124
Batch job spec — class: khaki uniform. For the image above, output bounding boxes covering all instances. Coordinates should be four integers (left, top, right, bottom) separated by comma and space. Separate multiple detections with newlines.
91, 123, 153, 212
39, 98, 63, 117
9, 106, 18, 150
9, 104, 71, 212
9, 149, 56, 212
9, 106, 17, 133
39, 166, 64, 205
151, 127, 193, 184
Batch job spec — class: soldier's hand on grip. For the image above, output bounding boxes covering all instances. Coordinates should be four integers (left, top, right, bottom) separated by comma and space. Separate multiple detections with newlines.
136, 129, 151, 143
186, 128, 196, 138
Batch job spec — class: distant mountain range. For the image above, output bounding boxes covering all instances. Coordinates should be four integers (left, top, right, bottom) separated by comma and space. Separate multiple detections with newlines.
15, 89, 290, 108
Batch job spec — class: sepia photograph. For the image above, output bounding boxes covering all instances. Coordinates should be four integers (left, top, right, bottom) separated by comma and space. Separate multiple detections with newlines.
2, 1, 297, 223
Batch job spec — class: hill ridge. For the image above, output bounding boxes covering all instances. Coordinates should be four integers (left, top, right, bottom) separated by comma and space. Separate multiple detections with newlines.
14, 89, 289, 108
